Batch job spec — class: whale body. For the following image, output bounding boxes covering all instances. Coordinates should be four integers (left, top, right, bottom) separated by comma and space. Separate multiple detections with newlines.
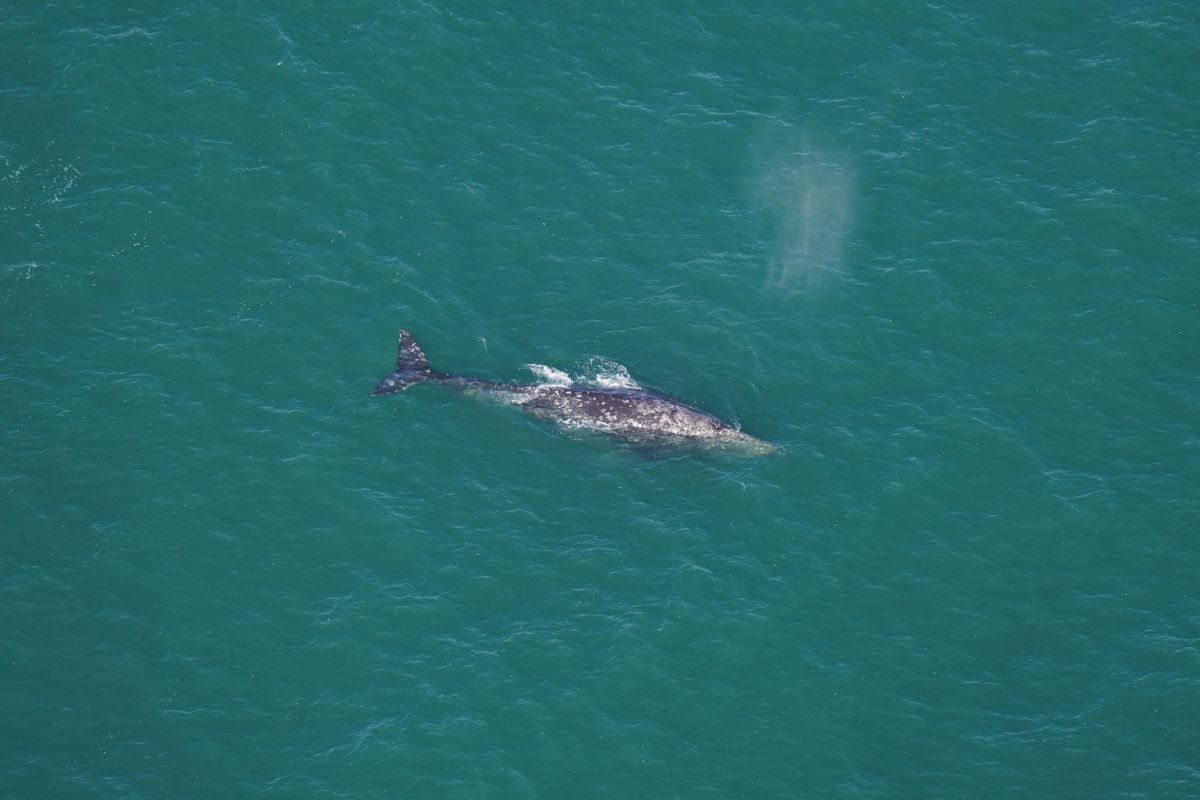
372, 329, 773, 453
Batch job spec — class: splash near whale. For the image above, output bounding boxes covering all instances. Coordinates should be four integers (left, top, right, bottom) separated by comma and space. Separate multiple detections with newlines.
372, 329, 774, 454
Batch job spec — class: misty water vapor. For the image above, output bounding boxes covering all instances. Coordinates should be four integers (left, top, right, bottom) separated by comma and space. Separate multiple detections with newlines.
753, 143, 855, 287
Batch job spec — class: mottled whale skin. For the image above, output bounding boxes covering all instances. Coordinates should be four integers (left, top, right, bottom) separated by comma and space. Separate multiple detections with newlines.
372, 329, 773, 453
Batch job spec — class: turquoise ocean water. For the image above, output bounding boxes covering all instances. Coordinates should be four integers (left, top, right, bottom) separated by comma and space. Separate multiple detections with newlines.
3, 2, 1198, 797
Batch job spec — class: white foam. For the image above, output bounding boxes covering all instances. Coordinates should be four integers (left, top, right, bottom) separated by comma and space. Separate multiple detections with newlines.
524, 364, 572, 386
524, 359, 642, 392
578, 357, 642, 390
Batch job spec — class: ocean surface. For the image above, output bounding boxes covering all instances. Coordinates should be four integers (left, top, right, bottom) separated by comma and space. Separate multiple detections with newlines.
3, 2, 1198, 797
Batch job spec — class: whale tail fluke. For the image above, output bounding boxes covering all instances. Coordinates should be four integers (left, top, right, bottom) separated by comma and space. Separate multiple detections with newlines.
372, 329, 438, 395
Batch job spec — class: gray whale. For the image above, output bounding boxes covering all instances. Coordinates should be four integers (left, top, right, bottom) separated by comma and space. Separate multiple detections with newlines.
372, 329, 773, 453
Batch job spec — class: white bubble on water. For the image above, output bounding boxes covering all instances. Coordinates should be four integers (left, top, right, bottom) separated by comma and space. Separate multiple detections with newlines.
578, 357, 641, 390
524, 364, 572, 386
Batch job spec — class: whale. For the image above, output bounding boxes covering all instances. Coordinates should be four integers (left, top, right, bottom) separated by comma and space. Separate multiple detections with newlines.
372, 329, 774, 453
